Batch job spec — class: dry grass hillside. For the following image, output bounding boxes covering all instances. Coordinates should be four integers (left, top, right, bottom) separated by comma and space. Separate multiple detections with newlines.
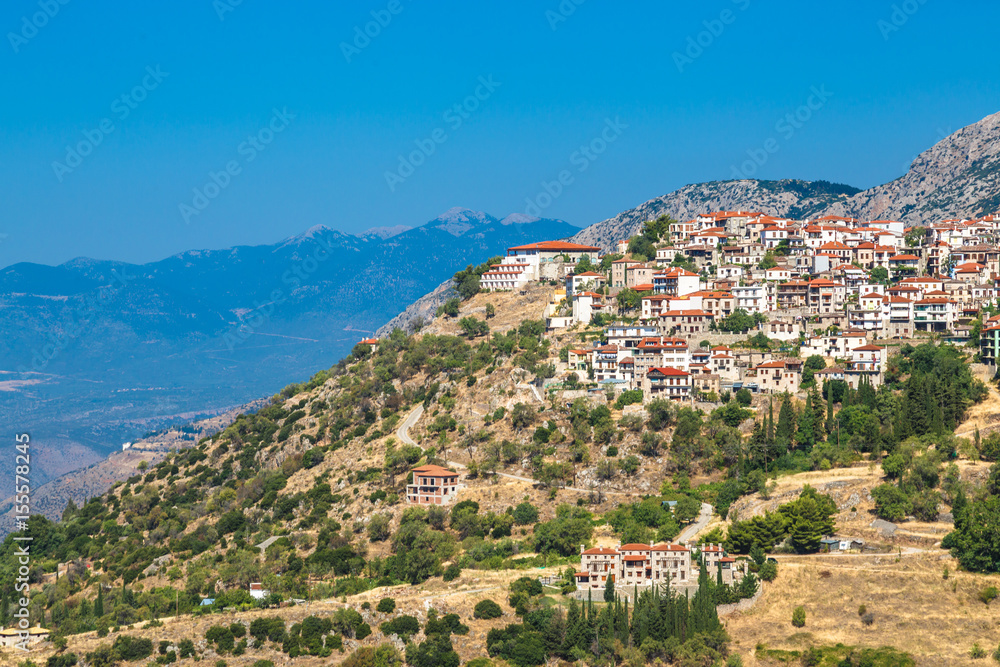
13, 286, 1000, 667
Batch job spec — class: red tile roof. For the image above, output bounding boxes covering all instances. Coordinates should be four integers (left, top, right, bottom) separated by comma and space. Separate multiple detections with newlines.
508, 241, 601, 252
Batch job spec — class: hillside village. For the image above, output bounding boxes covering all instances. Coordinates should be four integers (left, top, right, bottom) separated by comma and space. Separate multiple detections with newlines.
477, 211, 1000, 403
6, 211, 1000, 666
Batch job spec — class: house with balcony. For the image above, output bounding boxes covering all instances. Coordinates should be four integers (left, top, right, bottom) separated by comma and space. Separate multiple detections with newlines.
733, 284, 767, 313
593, 344, 629, 382
631, 337, 689, 376
980, 323, 1000, 365
406, 465, 461, 506
888, 253, 920, 277
751, 358, 803, 394
644, 367, 692, 400
605, 323, 659, 349
777, 280, 809, 309
913, 297, 955, 332
565, 271, 606, 296
653, 268, 700, 297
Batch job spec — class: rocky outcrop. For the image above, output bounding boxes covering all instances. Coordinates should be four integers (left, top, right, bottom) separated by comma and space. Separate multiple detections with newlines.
572, 110, 1000, 250
825, 111, 1000, 224
376, 279, 457, 336
571, 179, 860, 251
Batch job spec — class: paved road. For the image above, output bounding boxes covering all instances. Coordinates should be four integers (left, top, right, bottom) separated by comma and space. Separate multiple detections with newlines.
396, 405, 424, 446
677, 502, 714, 543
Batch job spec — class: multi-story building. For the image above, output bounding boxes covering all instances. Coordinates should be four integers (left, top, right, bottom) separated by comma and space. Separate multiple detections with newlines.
980, 321, 1000, 365
752, 358, 803, 394
913, 297, 955, 332
658, 309, 714, 336
644, 367, 692, 400
406, 465, 460, 506
574, 542, 741, 595
653, 268, 700, 297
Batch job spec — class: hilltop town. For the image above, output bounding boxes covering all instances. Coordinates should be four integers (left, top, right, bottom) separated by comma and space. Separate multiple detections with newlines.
478, 210, 1000, 401
5, 210, 1000, 666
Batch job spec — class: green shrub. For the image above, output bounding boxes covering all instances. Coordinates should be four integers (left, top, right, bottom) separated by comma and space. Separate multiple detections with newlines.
443, 564, 461, 582
380, 615, 420, 639
377, 598, 396, 614
473, 599, 503, 620
512, 502, 539, 526
791, 606, 806, 628
112, 635, 154, 661
980, 586, 998, 605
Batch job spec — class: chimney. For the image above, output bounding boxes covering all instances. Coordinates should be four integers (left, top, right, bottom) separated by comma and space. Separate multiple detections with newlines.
580, 544, 585, 555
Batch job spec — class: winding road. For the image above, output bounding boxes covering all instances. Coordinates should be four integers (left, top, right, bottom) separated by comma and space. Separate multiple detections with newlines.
677, 502, 714, 543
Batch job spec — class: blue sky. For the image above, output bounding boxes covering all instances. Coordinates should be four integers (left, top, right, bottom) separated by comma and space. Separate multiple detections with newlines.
2, 1, 999, 267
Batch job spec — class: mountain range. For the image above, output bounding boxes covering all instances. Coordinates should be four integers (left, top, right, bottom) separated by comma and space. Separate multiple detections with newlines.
0, 209, 579, 487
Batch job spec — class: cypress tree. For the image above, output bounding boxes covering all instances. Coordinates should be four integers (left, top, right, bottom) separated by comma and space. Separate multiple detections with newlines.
775, 392, 796, 451
95, 584, 104, 618
810, 385, 826, 442
766, 399, 775, 442
826, 383, 834, 433
797, 392, 816, 450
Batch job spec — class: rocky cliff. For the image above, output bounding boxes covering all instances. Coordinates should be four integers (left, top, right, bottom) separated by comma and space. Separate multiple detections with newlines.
573, 110, 1000, 250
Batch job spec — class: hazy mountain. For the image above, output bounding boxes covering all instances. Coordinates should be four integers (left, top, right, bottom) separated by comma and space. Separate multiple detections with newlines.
573, 110, 1000, 250
0, 208, 578, 485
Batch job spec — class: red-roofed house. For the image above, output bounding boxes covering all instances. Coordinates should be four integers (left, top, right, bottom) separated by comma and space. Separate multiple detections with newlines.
644, 367, 692, 400
913, 297, 955, 332
653, 267, 701, 297
407, 465, 461, 506
565, 271, 607, 296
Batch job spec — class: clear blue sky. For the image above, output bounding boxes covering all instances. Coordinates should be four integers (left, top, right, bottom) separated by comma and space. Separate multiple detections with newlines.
2, 1, 999, 267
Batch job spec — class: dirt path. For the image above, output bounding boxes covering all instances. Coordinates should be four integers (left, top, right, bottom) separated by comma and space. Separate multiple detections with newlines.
516, 383, 544, 403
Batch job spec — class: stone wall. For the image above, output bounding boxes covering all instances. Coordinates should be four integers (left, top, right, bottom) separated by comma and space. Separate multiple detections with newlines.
717, 586, 763, 616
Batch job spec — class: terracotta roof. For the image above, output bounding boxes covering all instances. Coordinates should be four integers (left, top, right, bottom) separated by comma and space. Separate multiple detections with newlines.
649, 367, 691, 376
508, 241, 601, 252
619, 543, 653, 551
660, 309, 713, 317
582, 547, 618, 555
411, 465, 459, 477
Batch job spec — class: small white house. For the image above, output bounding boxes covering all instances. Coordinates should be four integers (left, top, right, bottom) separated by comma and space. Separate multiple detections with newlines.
250, 583, 269, 601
